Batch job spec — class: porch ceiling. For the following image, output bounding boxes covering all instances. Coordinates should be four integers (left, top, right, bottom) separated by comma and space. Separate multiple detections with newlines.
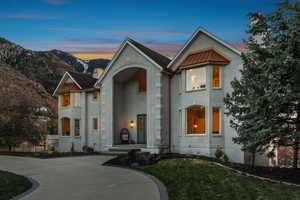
113, 68, 143, 83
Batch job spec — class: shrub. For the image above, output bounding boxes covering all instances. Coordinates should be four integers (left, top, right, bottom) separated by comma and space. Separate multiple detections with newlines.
215, 148, 224, 160
82, 145, 94, 153
215, 148, 229, 162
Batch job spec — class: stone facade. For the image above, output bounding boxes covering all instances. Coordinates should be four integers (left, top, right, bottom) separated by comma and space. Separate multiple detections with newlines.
54, 27, 253, 164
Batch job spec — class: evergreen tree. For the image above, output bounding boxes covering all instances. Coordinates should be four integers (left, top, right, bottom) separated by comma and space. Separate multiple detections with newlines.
225, 0, 300, 168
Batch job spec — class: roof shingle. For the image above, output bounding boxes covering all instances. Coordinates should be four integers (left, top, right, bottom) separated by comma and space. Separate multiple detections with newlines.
68, 71, 97, 89
179, 48, 230, 69
128, 39, 171, 69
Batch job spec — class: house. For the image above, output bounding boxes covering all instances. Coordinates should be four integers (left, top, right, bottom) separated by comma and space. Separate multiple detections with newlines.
53, 27, 268, 164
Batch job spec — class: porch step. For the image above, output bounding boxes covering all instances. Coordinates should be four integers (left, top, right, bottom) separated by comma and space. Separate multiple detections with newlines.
108, 144, 145, 153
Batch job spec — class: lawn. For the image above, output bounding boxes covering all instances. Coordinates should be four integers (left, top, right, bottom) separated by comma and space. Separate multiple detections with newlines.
136, 158, 300, 200
0, 170, 32, 200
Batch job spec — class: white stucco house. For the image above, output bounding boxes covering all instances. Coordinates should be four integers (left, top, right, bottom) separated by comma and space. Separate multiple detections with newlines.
53, 27, 269, 165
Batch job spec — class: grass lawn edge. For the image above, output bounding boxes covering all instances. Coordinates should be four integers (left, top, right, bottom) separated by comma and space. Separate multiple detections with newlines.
214, 162, 300, 187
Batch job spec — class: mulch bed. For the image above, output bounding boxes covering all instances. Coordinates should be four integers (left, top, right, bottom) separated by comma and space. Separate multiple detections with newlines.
103, 152, 300, 185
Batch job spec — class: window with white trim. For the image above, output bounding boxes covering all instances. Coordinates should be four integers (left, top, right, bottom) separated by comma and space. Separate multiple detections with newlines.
186, 67, 206, 91
212, 107, 220, 134
187, 106, 205, 134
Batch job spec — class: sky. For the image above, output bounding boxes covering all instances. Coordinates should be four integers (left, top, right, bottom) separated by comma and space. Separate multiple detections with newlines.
0, 0, 281, 60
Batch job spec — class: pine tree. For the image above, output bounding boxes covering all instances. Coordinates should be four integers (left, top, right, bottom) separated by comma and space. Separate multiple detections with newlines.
225, 0, 300, 168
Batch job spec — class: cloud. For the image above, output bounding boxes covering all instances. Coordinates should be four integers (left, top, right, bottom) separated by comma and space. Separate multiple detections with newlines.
227, 40, 247, 52
43, 0, 68, 5
0, 13, 61, 20
47, 27, 189, 36
51, 38, 184, 59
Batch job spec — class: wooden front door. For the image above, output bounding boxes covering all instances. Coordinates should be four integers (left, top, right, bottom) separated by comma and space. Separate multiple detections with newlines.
137, 114, 147, 144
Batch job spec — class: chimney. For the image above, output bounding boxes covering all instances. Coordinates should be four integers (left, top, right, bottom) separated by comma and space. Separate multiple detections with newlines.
93, 68, 104, 79
250, 12, 264, 45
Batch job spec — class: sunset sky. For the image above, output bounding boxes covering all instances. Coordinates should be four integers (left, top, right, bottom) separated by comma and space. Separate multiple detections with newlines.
1, 0, 280, 60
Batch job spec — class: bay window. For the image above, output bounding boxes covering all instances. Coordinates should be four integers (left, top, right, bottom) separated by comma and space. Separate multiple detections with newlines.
212, 66, 221, 88
186, 67, 206, 91
187, 106, 205, 134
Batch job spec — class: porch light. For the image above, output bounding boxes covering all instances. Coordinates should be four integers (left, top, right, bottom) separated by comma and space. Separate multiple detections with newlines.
129, 120, 135, 128
193, 124, 198, 128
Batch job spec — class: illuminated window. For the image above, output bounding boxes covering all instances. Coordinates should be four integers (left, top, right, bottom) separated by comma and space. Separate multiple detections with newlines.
212, 108, 220, 134
74, 119, 80, 136
62, 118, 70, 136
93, 118, 98, 130
212, 66, 221, 88
61, 94, 70, 107
186, 67, 206, 91
187, 106, 205, 134
138, 70, 147, 92
92, 91, 99, 100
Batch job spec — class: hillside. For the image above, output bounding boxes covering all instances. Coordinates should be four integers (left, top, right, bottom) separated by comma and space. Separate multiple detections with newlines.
0, 63, 56, 114
0, 38, 73, 94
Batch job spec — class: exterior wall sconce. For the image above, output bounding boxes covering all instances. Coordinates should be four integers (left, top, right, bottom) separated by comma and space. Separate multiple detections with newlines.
193, 124, 198, 128
129, 120, 135, 128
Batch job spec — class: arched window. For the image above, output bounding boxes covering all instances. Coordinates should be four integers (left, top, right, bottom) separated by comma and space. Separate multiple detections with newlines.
61, 118, 70, 136
187, 106, 205, 134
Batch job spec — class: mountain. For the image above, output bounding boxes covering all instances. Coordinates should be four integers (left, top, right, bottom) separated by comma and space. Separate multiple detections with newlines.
51, 49, 110, 74
0, 63, 56, 114
0, 38, 73, 94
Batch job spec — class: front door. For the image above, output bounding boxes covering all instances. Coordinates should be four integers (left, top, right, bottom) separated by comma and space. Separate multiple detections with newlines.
137, 114, 146, 144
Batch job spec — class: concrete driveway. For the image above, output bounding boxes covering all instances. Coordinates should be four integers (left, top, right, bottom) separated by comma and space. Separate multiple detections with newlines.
0, 155, 160, 200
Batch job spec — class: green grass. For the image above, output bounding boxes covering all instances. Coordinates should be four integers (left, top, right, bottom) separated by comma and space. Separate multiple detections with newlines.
0, 170, 32, 200
136, 158, 300, 200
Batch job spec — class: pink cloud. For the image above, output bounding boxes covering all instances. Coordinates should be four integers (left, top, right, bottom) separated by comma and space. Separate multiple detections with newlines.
47, 27, 189, 36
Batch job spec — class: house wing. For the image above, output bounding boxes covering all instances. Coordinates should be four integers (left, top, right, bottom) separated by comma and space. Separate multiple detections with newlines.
52, 71, 97, 96
167, 27, 241, 70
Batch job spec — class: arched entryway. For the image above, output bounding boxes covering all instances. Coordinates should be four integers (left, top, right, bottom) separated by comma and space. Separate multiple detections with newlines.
113, 67, 147, 145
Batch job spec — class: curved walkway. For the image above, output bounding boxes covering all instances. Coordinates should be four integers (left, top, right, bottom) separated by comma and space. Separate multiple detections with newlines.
0, 155, 160, 200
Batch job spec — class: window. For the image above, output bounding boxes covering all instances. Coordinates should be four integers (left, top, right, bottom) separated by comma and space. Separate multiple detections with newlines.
61, 94, 70, 107
212, 108, 220, 134
61, 118, 70, 136
187, 106, 205, 134
74, 119, 80, 136
212, 66, 221, 88
138, 70, 147, 92
74, 93, 81, 107
92, 91, 99, 100
93, 118, 98, 130
186, 67, 206, 91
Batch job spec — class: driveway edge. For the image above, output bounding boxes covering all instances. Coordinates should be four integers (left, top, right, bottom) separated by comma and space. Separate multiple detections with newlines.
105, 165, 168, 200
13, 177, 40, 200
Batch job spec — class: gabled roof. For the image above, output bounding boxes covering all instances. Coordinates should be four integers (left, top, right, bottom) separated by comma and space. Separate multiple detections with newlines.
67, 71, 97, 89
128, 39, 171, 69
94, 38, 171, 87
167, 27, 241, 69
52, 71, 97, 96
179, 48, 230, 69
